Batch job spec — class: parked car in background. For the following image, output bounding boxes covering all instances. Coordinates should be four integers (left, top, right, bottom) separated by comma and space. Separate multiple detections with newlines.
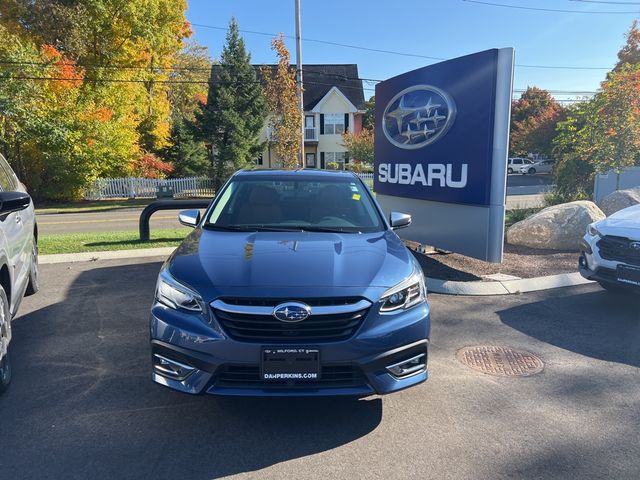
519, 159, 555, 175
150, 169, 430, 397
507, 157, 534, 174
580, 203, 640, 293
0, 154, 39, 394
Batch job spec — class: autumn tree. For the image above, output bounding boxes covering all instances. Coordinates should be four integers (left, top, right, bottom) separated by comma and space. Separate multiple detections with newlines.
510, 87, 565, 157
262, 34, 302, 170
615, 20, 640, 71
342, 129, 374, 170
0, 0, 195, 199
551, 23, 640, 203
195, 18, 266, 187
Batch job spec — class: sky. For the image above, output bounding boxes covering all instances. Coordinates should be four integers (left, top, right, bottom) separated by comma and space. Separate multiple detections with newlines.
185, 0, 640, 102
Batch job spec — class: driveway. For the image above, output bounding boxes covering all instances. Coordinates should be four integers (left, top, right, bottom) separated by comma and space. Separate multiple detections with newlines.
1, 258, 638, 479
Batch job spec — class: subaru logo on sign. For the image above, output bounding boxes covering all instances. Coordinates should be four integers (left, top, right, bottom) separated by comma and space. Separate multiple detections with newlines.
272, 302, 311, 323
631, 242, 640, 251
382, 85, 456, 150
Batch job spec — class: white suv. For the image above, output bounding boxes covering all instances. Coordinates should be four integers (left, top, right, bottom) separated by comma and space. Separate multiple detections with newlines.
507, 157, 534, 174
580, 203, 640, 293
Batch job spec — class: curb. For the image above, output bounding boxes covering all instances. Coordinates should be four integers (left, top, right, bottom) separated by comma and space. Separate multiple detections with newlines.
426, 272, 594, 296
40, 247, 176, 265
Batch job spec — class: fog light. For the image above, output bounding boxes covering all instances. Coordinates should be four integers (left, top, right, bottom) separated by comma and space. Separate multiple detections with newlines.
153, 354, 195, 381
386, 354, 426, 378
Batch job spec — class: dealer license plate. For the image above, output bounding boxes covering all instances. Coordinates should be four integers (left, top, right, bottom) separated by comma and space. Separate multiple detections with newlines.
617, 265, 640, 286
261, 348, 320, 381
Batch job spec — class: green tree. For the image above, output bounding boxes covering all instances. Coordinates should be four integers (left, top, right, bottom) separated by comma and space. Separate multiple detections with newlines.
551, 60, 640, 203
362, 96, 375, 130
163, 118, 210, 178
261, 34, 301, 170
510, 87, 565, 157
195, 18, 266, 187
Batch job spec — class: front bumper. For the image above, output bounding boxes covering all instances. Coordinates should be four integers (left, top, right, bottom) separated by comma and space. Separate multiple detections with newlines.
149, 301, 430, 397
579, 251, 640, 292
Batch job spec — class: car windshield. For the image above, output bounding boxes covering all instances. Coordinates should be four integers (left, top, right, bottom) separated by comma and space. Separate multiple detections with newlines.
204, 176, 384, 233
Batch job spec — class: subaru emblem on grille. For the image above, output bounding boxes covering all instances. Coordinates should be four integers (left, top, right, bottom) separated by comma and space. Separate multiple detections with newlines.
631, 242, 640, 250
272, 302, 311, 323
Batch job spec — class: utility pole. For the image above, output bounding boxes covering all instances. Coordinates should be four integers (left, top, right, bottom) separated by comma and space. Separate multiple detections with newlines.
295, 0, 304, 168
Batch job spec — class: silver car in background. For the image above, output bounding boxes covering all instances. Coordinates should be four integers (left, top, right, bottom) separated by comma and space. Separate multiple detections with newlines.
519, 159, 555, 175
0, 154, 39, 394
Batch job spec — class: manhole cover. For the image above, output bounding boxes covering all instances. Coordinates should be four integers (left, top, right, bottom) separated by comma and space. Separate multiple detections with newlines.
456, 346, 544, 377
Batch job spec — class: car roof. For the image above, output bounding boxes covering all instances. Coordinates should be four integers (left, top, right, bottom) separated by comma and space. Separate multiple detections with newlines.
234, 169, 358, 179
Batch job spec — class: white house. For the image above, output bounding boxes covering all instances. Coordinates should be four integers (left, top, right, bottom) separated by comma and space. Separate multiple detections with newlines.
209, 64, 366, 170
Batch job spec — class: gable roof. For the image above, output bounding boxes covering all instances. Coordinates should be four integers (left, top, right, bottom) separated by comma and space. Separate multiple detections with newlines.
208, 63, 366, 112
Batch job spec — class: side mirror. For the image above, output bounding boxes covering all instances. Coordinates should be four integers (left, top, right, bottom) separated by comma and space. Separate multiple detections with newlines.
0, 191, 31, 215
390, 212, 411, 230
178, 209, 201, 228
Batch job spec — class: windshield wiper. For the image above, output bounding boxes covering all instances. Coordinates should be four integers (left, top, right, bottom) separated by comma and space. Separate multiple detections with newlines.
298, 226, 358, 233
204, 224, 303, 232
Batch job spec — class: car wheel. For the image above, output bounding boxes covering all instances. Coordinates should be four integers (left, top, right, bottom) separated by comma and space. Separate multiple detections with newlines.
507, 167, 513, 174
25, 237, 38, 296
0, 285, 12, 394
528, 168, 536, 174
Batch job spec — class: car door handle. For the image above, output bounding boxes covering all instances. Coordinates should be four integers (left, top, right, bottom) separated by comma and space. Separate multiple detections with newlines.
15, 215, 21, 223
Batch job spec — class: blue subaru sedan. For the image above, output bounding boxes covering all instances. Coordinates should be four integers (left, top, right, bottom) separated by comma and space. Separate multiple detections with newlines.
150, 169, 430, 396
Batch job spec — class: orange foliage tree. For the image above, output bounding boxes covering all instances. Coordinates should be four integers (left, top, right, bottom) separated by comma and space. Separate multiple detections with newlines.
262, 35, 302, 170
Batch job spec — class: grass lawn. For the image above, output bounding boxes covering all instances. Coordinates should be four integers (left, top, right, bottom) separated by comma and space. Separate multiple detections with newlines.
40, 228, 191, 255
35, 198, 155, 215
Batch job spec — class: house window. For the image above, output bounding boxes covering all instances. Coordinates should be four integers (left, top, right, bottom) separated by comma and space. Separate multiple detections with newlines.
323, 113, 345, 135
304, 115, 316, 140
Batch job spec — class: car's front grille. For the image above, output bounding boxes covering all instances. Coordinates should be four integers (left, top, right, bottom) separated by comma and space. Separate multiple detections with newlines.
597, 236, 640, 267
215, 364, 366, 388
211, 297, 371, 343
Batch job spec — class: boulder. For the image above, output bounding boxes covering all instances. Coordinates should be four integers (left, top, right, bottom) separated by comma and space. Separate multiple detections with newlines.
507, 201, 605, 251
599, 186, 640, 216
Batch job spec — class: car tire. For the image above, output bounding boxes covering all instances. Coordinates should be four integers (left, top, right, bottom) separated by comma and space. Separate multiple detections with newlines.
25, 236, 38, 296
507, 167, 513, 174
528, 168, 536, 174
0, 285, 12, 394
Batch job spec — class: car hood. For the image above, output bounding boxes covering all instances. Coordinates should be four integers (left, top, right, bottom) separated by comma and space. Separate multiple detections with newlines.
598, 204, 640, 238
168, 228, 416, 299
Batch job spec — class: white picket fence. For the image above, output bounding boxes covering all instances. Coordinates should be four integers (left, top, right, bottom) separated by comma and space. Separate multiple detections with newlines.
356, 172, 374, 189
86, 173, 374, 200
85, 177, 215, 200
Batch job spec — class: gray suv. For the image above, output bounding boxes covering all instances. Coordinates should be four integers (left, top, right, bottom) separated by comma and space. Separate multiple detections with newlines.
0, 153, 39, 394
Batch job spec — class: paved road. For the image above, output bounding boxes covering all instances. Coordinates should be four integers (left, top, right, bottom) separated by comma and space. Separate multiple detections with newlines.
37, 207, 191, 235
1, 258, 638, 480
506, 172, 553, 188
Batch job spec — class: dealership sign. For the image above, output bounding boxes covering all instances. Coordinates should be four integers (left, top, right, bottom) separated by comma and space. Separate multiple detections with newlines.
375, 49, 514, 262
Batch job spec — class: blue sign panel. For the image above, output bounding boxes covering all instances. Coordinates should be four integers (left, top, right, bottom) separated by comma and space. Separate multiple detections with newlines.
374, 49, 500, 206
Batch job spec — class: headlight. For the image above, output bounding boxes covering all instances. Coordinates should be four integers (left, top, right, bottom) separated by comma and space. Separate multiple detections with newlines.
155, 269, 203, 312
379, 270, 427, 314
587, 223, 601, 237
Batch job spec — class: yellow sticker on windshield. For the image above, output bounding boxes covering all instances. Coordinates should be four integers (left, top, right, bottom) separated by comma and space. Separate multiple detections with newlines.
352, 193, 361, 201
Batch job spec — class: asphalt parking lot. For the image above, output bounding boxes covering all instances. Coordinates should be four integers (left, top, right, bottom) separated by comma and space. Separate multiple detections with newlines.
1, 258, 638, 480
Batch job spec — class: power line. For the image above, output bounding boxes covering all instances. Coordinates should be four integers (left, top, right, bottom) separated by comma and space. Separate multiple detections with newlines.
462, 0, 640, 13
192, 22, 613, 70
